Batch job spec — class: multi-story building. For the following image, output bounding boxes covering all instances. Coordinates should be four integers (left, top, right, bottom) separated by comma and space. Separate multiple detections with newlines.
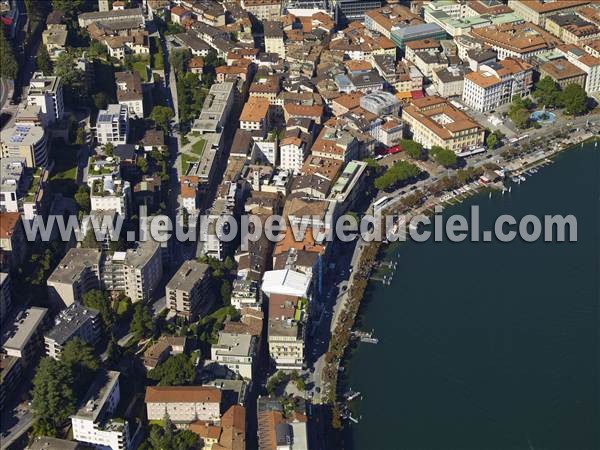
1, 307, 48, 366
545, 13, 600, 44
101, 240, 163, 303
0, 354, 22, 411
27, 72, 64, 124
165, 260, 212, 320
267, 294, 306, 370
44, 303, 101, 359
145, 386, 222, 424
180, 175, 200, 218
364, 4, 424, 39
372, 55, 423, 94
90, 174, 130, 217
115, 71, 145, 118
78, 7, 145, 27
48, 242, 163, 306
403, 96, 485, 153
539, 58, 587, 89
0, 123, 49, 168
507, 0, 590, 27
71, 371, 131, 450
210, 331, 257, 380
0, 272, 10, 324
191, 81, 235, 134
432, 65, 472, 98
462, 58, 534, 112
264, 20, 285, 58
0, 158, 27, 213
0, 211, 26, 266
280, 129, 311, 173
96, 104, 129, 145
333, 0, 382, 23
143, 336, 187, 370
241, 0, 281, 21
557, 44, 600, 94
470, 22, 561, 61
379, 119, 403, 147
240, 97, 270, 132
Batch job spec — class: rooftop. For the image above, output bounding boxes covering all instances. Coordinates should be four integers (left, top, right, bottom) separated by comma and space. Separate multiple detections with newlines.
44, 303, 99, 345
166, 260, 210, 293
2, 307, 48, 353
72, 370, 120, 422
145, 386, 222, 404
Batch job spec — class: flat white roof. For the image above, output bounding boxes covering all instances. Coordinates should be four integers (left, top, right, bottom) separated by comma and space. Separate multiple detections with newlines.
261, 269, 310, 297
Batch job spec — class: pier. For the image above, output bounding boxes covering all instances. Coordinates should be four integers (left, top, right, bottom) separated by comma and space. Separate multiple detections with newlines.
351, 330, 379, 344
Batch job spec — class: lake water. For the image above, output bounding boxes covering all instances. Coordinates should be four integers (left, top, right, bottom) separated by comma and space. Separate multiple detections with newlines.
344, 142, 600, 450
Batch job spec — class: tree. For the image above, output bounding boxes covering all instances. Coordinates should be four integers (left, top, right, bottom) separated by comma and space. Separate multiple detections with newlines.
130, 302, 153, 338
374, 160, 421, 191
149, 106, 174, 133
0, 32, 18, 79
31, 358, 76, 436
104, 142, 114, 156
75, 126, 86, 145
169, 48, 191, 75
51, 0, 82, 16
220, 280, 232, 306
61, 338, 100, 392
141, 423, 201, 450
83, 290, 115, 329
74, 185, 90, 213
36, 45, 53, 75
54, 52, 85, 103
560, 84, 588, 116
533, 76, 561, 107
400, 139, 424, 160
94, 92, 108, 110
147, 353, 196, 386
509, 107, 531, 129
429, 146, 457, 167
486, 133, 497, 150
137, 157, 149, 174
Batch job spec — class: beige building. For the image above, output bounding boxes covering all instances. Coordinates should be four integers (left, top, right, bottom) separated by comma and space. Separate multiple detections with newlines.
402, 96, 484, 153
545, 13, 600, 44
47, 249, 102, 307
240, 97, 270, 132
539, 58, 587, 89
507, 0, 590, 27
264, 21, 285, 59
267, 294, 305, 371
165, 261, 212, 320
145, 386, 222, 424
241, 0, 281, 21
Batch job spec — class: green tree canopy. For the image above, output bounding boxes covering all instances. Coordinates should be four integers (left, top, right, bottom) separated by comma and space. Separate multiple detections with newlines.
560, 83, 588, 116
36, 45, 53, 75
400, 139, 424, 160
51, 0, 82, 16
31, 358, 76, 436
429, 146, 458, 167
147, 353, 196, 386
0, 32, 18, 79
533, 76, 561, 108
374, 160, 421, 191
61, 338, 100, 392
74, 185, 90, 213
149, 106, 174, 133
83, 290, 115, 329
130, 302, 154, 338
141, 422, 201, 450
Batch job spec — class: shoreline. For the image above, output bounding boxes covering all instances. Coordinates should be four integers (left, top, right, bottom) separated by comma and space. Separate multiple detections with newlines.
325, 132, 600, 440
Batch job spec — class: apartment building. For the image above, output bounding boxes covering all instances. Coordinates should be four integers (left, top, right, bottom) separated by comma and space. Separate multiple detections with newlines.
210, 331, 257, 380
191, 81, 235, 134
0, 158, 26, 213
1, 307, 48, 366
267, 294, 306, 370
402, 96, 485, 153
27, 72, 64, 124
115, 71, 145, 118
240, 97, 270, 132
145, 386, 222, 424
264, 20, 285, 58
557, 44, 600, 94
71, 371, 131, 450
0, 211, 26, 266
469, 22, 561, 61
96, 104, 129, 145
0, 354, 22, 411
241, 0, 281, 21
545, 13, 600, 44
48, 242, 163, 306
78, 7, 144, 27
507, 0, 590, 27
90, 175, 131, 217
364, 4, 423, 39
47, 249, 102, 307
44, 303, 101, 359
165, 260, 212, 320
0, 123, 49, 168
0, 272, 10, 325
432, 65, 472, 98
280, 129, 311, 173
462, 58, 534, 112
539, 58, 587, 89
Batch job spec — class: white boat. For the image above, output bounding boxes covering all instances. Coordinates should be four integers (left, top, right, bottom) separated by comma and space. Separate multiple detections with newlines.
519, 175, 526, 181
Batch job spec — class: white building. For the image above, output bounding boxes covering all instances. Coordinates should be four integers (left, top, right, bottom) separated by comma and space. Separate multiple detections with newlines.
90, 176, 130, 217
264, 21, 285, 58
0, 158, 26, 213
96, 104, 129, 145
462, 58, 534, 112
557, 44, 600, 94
210, 331, 257, 380
27, 72, 64, 125
71, 371, 131, 450
145, 386, 222, 424
0, 123, 49, 168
